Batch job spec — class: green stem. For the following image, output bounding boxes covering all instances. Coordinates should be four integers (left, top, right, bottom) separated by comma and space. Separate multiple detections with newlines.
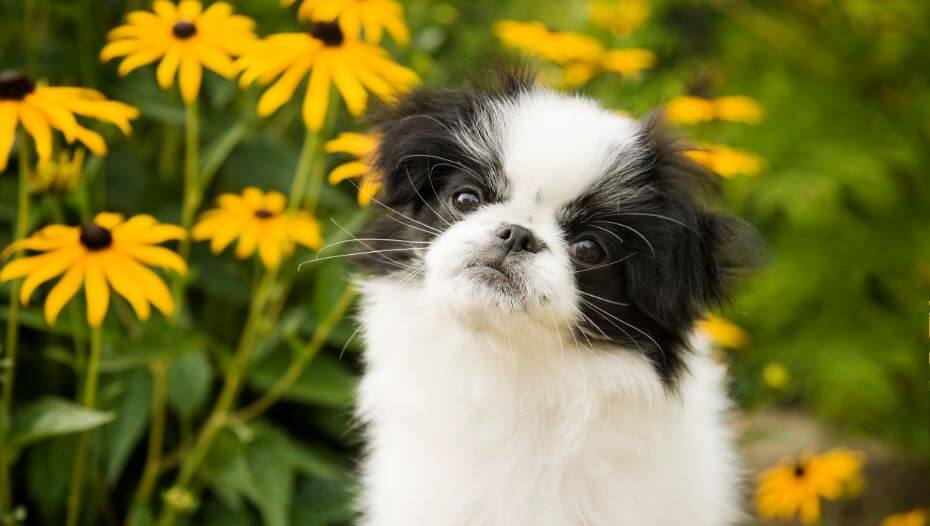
154, 268, 277, 526
134, 360, 167, 508
235, 287, 356, 423
288, 130, 320, 214
65, 326, 103, 526
173, 102, 200, 318
0, 137, 32, 510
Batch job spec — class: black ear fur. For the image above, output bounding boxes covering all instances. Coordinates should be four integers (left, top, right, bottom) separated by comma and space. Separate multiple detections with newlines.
627, 113, 759, 328
371, 67, 537, 208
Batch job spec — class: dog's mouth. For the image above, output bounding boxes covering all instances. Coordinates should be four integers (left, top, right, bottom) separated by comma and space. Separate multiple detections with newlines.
463, 260, 519, 291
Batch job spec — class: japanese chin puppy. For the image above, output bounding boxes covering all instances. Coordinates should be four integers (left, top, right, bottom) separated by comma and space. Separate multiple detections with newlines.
352, 69, 756, 526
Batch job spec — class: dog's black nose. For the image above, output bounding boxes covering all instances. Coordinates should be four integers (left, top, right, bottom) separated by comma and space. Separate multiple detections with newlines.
495, 224, 542, 255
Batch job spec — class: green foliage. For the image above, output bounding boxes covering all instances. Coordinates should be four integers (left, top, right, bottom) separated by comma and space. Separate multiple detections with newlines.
0, 0, 926, 525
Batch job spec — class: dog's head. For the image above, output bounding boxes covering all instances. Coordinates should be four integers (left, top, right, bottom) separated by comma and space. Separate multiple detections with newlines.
357, 70, 756, 386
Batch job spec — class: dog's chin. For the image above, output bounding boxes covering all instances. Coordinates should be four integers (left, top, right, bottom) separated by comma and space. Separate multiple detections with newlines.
426, 259, 535, 320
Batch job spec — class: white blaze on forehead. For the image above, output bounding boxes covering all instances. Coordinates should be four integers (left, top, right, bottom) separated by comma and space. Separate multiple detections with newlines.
497, 90, 640, 209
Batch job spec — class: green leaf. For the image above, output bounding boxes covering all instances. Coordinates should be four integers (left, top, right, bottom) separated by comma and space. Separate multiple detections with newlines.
10, 397, 114, 450
248, 351, 356, 408
166, 351, 213, 420
26, 437, 74, 525
290, 475, 357, 526
105, 370, 153, 484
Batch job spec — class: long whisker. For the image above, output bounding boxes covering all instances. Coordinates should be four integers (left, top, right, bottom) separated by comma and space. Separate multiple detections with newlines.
580, 299, 663, 353
298, 247, 426, 270
397, 153, 481, 180
328, 218, 420, 273
578, 290, 629, 307
589, 224, 626, 246
317, 237, 432, 255
575, 253, 635, 273
406, 166, 452, 227
617, 212, 695, 233
594, 220, 656, 258
579, 299, 644, 353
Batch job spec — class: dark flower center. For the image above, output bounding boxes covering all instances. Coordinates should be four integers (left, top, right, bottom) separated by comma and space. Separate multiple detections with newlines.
793, 463, 806, 478
254, 209, 275, 219
172, 20, 197, 39
0, 70, 35, 101
80, 224, 113, 251
309, 22, 344, 46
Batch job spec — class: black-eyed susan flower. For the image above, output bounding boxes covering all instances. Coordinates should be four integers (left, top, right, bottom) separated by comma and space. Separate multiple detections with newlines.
589, 0, 650, 37
101, 0, 256, 103
236, 22, 419, 130
192, 187, 324, 268
0, 213, 186, 326
666, 95, 764, 125
686, 143, 763, 177
283, 0, 410, 45
882, 509, 927, 526
0, 70, 139, 171
31, 148, 84, 193
755, 448, 864, 525
696, 314, 749, 349
326, 132, 381, 206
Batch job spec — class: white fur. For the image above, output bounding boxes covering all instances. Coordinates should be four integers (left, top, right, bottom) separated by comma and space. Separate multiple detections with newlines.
355, 89, 742, 525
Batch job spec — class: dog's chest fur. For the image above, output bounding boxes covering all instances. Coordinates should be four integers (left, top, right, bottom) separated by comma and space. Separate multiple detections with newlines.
356, 281, 742, 526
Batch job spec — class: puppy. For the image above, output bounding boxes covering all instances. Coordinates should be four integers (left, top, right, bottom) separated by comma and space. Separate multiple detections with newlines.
353, 70, 754, 526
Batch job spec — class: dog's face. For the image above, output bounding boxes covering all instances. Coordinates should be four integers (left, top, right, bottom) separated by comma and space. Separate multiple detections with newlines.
358, 72, 753, 386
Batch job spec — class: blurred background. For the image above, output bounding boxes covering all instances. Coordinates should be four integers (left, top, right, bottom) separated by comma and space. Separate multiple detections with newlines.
0, 0, 927, 525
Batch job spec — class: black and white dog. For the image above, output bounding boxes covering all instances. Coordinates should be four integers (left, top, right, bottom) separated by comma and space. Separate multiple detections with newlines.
353, 70, 754, 525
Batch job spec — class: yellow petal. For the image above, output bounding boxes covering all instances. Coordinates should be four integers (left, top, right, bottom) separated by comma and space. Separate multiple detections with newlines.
235, 222, 259, 259
256, 58, 312, 117
117, 48, 166, 76
94, 212, 125, 230
193, 42, 237, 78
17, 103, 52, 159
103, 252, 151, 320
157, 44, 183, 89
331, 58, 368, 116
19, 249, 79, 304
84, 255, 110, 326
44, 257, 86, 325
257, 230, 283, 268
121, 257, 174, 316
0, 102, 18, 171
303, 55, 331, 130
358, 174, 381, 206
178, 53, 203, 103
118, 245, 188, 274
328, 161, 368, 184
325, 132, 376, 156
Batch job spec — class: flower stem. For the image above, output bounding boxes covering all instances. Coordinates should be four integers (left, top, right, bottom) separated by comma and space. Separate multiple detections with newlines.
0, 137, 32, 511
154, 268, 278, 526
173, 102, 200, 315
134, 360, 167, 507
65, 325, 103, 526
288, 129, 321, 214
235, 286, 356, 423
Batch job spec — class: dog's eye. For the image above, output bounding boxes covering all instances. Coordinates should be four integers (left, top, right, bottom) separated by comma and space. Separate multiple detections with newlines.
571, 238, 606, 265
451, 190, 481, 213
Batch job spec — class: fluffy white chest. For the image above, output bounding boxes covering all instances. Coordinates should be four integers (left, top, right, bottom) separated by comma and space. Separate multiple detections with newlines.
356, 281, 742, 526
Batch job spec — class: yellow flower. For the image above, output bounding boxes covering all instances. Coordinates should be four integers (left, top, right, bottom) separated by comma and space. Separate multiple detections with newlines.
0, 213, 186, 326
666, 95, 764, 125
755, 448, 864, 525
882, 509, 928, 526
326, 132, 381, 206
101, 0, 256, 103
236, 22, 419, 130
192, 187, 324, 268
31, 148, 85, 193
0, 70, 139, 171
589, 0, 650, 37
696, 314, 749, 349
763, 362, 789, 389
495, 20, 604, 65
686, 143, 764, 177
282, 0, 410, 45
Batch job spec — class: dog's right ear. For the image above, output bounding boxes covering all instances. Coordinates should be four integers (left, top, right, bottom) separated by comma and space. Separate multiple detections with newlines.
371, 88, 473, 208
372, 66, 537, 208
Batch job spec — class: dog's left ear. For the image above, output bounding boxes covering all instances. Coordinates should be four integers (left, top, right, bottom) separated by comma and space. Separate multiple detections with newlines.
628, 114, 762, 327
